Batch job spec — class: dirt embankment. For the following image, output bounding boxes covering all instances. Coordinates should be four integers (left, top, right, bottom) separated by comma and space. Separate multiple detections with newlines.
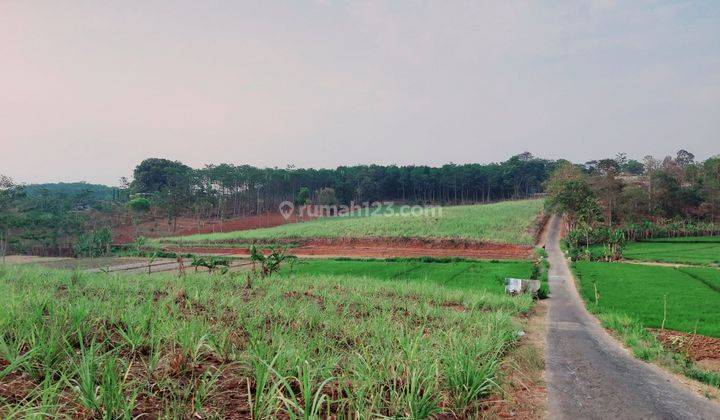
113, 212, 315, 244
129, 204, 546, 260
166, 237, 535, 260
651, 329, 720, 372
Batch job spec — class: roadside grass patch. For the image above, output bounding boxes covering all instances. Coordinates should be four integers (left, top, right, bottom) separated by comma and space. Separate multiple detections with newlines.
573, 262, 720, 338
156, 199, 544, 246
0, 263, 532, 418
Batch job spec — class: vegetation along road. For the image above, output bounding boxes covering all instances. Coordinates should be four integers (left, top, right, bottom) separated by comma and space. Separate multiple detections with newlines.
545, 216, 720, 419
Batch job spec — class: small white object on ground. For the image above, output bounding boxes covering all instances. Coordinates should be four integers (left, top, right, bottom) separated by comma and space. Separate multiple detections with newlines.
505, 278, 541, 296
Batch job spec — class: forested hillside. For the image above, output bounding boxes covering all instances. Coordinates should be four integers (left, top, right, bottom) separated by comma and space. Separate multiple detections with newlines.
130, 152, 557, 225
23, 182, 123, 202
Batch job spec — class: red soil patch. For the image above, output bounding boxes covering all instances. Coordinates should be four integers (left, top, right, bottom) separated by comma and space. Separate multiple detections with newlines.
0, 370, 36, 405
113, 212, 316, 244
651, 329, 720, 361
166, 237, 534, 260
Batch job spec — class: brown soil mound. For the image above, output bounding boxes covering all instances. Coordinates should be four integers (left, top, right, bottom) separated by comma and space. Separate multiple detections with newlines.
651, 329, 720, 361
167, 237, 534, 260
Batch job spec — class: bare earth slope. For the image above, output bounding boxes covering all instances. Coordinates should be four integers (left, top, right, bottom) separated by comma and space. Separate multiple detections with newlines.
545, 216, 720, 419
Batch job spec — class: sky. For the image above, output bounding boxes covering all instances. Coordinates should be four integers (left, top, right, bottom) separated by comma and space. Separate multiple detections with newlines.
1, 1, 719, 186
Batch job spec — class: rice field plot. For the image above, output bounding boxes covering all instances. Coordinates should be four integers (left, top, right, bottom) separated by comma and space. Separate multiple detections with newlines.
574, 262, 720, 337
677, 266, 720, 292
157, 199, 544, 246
284, 258, 534, 294
0, 263, 532, 418
641, 236, 720, 243
622, 238, 720, 266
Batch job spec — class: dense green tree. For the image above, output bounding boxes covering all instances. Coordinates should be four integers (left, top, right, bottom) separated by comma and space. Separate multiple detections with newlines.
622, 159, 644, 175
545, 163, 600, 229
295, 187, 310, 206
126, 197, 151, 213
590, 159, 623, 226
676, 149, 695, 167
132, 158, 193, 193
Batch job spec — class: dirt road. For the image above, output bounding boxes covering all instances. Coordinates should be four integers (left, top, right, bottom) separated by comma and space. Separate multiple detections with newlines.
545, 216, 720, 419
85, 259, 252, 275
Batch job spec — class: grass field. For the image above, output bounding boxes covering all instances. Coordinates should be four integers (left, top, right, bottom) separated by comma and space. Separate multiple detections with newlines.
641, 236, 720, 243
622, 239, 720, 265
157, 199, 544, 246
585, 236, 720, 265
284, 259, 534, 294
677, 266, 720, 293
574, 262, 720, 337
0, 262, 532, 418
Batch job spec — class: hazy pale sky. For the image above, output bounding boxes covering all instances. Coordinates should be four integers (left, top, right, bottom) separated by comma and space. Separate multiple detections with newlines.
1, 1, 718, 185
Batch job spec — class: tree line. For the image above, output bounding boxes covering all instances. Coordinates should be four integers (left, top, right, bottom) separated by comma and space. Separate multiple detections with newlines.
128, 152, 558, 230
1, 153, 555, 254
2, 149, 716, 256
545, 150, 720, 259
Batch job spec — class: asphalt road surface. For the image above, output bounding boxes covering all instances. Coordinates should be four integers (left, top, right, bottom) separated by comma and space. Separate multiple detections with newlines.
545, 215, 720, 419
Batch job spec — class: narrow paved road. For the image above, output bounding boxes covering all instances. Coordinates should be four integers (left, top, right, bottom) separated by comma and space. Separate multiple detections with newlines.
545, 215, 720, 419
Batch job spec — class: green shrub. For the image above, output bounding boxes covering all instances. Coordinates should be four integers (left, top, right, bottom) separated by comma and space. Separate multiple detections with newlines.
74, 227, 112, 258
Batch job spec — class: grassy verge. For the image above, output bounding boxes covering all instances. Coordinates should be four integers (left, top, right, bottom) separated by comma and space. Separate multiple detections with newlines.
0, 262, 533, 418
572, 262, 720, 390
156, 199, 544, 246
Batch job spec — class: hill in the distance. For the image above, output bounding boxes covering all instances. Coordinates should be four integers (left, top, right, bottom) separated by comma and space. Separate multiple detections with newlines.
23, 182, 118, 201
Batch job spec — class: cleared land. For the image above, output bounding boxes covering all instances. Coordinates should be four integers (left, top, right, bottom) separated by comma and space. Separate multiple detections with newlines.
170, 238, 535, 260
574, 262, 720, 337
113, 212, 315, 244
0, 262, 533, 418
157, 199, 544, 246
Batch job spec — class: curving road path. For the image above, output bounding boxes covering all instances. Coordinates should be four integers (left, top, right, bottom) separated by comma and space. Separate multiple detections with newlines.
545, 216, 720, 419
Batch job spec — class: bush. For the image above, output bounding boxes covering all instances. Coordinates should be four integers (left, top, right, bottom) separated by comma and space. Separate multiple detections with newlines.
126, 197, 151, 213
537, 283, 549, 299
565, 225, 625, 261
190, 256, 231, 274
74, 227, 113, 258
